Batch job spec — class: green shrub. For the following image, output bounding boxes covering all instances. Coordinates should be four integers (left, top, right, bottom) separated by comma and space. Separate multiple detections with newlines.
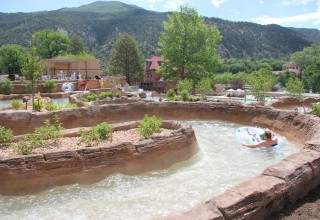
138, 115, 162, 138
11, 134, 42, 155
0, 79, 14, 95
78, 122, 112, 147
177, 79, 193, 94
180, 90, 189, 101
0, 126, 13, 144
79, 97, 88, 102
115, 91, 121, 98
11, 99, 24, 109
33, 99, 43, 111
97, 92, 108, 99
35, 115, 63, 140
312, 103, 320, 116
43, 102, 62, 111
86, 93, 98, 101
166, 89, 176, 101
64, 103, 77, 109
43, 80, 57, 93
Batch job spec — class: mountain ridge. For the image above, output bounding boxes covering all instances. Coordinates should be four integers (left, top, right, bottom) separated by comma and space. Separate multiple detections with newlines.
0, 1, 319, 63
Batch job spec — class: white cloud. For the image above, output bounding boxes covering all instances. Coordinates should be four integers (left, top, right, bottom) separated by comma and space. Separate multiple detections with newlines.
163, 0, 188, 10
252, 9, 320, 26
279, 0, 315, 6
259, 0, 264, 4
211, 0, 229, 8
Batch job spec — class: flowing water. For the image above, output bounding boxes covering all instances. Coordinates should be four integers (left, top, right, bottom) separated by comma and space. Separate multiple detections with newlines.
0, 120, 299, 220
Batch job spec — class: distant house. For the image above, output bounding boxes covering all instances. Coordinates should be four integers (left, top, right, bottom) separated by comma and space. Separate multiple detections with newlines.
273, 62, 301, 76
43, 58, 100, 79
140, 56, 175, 93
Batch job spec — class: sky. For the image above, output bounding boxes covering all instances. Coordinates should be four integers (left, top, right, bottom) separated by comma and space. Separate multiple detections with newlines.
0, 0, 320, 29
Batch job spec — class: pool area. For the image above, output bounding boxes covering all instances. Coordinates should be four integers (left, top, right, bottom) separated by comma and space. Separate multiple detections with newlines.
0, 98, 69, 109
0, 120, 299, 220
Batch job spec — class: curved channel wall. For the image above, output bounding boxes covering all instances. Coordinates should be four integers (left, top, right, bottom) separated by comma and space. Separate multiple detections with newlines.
1, 101, 320, 219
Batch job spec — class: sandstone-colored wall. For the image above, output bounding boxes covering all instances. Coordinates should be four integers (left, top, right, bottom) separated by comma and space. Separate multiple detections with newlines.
271, 96, 320, 109
0, 121, 198, 195
1, 101, 320, 219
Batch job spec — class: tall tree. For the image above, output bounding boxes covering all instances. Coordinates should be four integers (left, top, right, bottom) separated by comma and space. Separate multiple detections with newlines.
0, 44, 26, 75
248, 68, 276, 102
108, 33, 145, 85
31, 29, 70, 59
158, 6, 222, 82
21, 48, 44, 110
292, 44, 320, 71
302, 60, 320, 93
68, 35, 86, 55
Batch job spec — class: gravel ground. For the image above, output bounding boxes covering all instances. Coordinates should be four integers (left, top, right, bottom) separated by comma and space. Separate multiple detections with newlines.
266, 186, 320, 220
0, 128, 173, 159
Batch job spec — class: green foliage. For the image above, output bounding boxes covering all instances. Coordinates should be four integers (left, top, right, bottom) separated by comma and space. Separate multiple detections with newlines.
158, 6, 222, 81
311, 103, 320, 117
43, 102, 62, 111
195, 78, 213, 99
31, 29, 70, 59
247, 68, 276, 101
86, 93, 98, 101
79, 122, 112, 147
10, 99, 24, 110
22, 47, 44, 110
34, 115, 64, 140
114, 91, 121, 98
0, 126, 13, 144
108, 33, 145, 85
11, 115, 63, 155
11, 134, 43, 155
177, 79, 193, 94
33, 99, 43, 111
138, 115, 162, 138
0, 79, 13, 95
43, 80, 57, 93
285, 78, 305, 100
57, 53, 95, 59
302, 60, 320, 93
68, 34, 86, 55
97, 91, 113, 99
180, 90, 190, 101
166, 89, 176, 101
0, 44, 26, 75
277, 71, 296, 88
64, 103, 77, 109
292, 44, 320, 70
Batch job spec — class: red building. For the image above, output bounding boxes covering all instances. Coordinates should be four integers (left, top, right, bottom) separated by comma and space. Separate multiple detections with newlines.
140, 56, 175, 93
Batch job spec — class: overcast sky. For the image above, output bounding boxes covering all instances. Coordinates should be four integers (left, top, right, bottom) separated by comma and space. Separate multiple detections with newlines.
1, 0, 319, 29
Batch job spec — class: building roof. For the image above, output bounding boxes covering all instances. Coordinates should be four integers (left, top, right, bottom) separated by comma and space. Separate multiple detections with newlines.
146, 56, 165, 70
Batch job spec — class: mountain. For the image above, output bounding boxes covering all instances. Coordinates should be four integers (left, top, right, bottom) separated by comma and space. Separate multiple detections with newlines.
0, 1, 319, 65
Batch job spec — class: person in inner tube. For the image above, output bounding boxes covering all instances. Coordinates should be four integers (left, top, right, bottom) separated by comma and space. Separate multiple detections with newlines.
242, 129, 278, 148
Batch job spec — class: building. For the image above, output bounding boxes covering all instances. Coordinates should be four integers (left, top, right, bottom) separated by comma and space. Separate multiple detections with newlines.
43, 58, 100, 79
273, 62, 301, 76
140, 56, 175, 93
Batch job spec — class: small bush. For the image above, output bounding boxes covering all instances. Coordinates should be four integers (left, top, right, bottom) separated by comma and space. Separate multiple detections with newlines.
43, 80, 57, 93
11, 99, 24, 109
43, 102, 62, 111
79, 97, 89, 102
86, 93, 98, 102
11, 134, 43, 155
33, 99, 43, 111
64, 103, 77, 109
0, 79, 14, 95
114, 91, 121, 98
35, 115, 63, 140
312, 103, 320, 116
0, 126, 13, 144
138, 115, 162, 138
166, 89, 176, 101
180, 90, 189, 101
78, 122, 112, 147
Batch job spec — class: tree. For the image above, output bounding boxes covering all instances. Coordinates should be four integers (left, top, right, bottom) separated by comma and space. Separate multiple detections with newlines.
302, 61, 320, 93
68, 35, 86, 55
292, 44, 320, 71
0, 44, 26, 76
177, 79, 193, 94
108, 33, 145, 85
195, 77, 213, 99
21, 48, 44, 110
247, 68, 276, 102
286, 78, 306, 113
158, 6, 222, 82
277, 71, 296, 88
31, 29, 70, 59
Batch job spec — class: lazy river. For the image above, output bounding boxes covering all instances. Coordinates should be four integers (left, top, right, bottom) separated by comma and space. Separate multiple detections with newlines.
0, 120, 299, 220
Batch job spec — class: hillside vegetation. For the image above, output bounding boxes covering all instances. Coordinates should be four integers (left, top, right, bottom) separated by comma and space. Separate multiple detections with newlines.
0, 1, 319, 64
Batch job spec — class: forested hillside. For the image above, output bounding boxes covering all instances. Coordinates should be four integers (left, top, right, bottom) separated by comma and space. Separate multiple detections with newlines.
0, 1, 319, 64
